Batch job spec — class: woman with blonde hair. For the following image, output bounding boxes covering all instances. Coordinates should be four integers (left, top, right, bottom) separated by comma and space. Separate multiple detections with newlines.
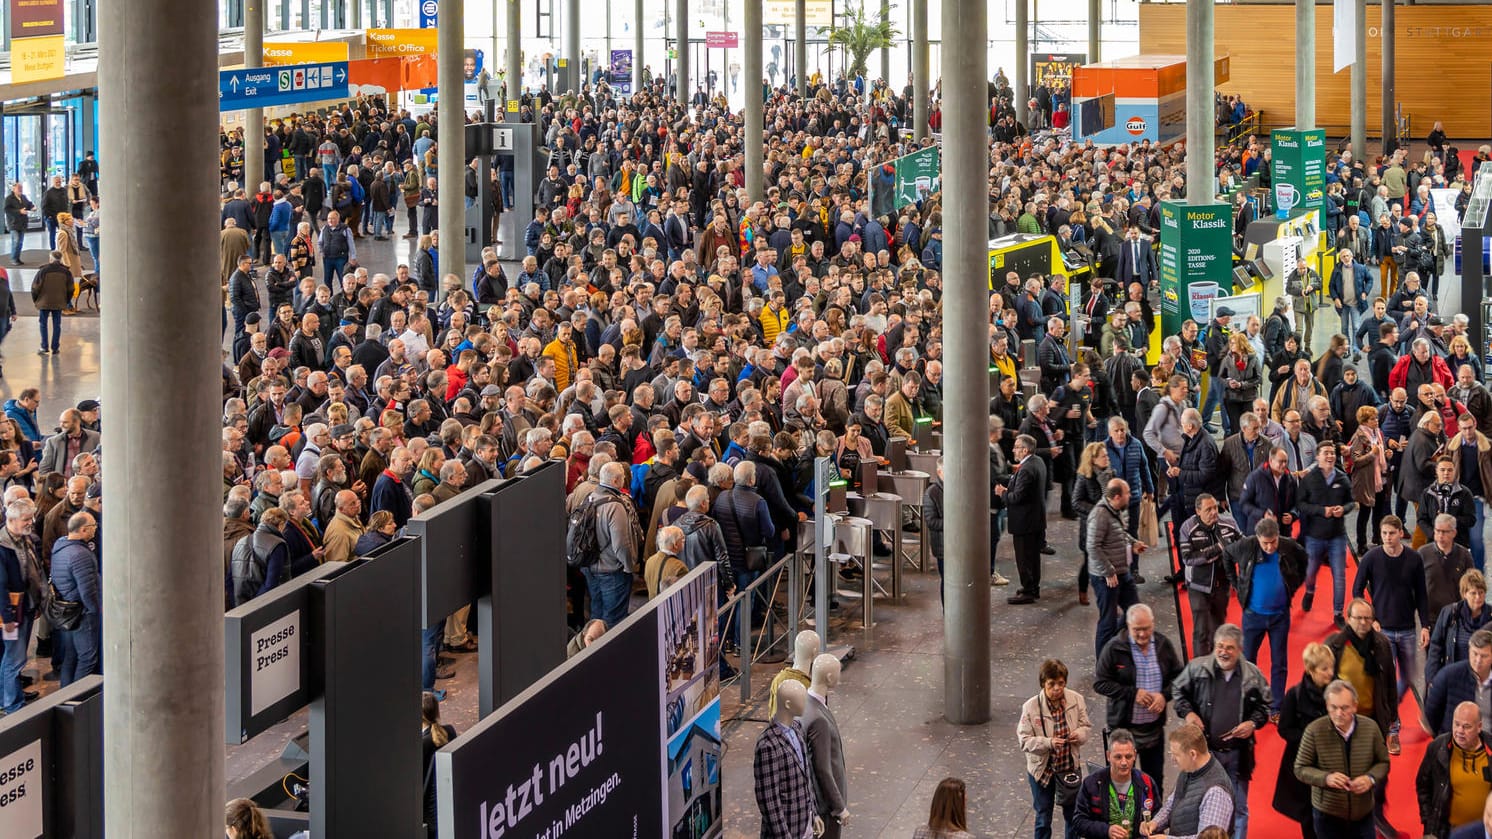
1273, 642, 1336, 838
54, 211, 84, 312
1217, 330, 1262, 436
421, 691, 458, 836
1072, 442, 1114, 607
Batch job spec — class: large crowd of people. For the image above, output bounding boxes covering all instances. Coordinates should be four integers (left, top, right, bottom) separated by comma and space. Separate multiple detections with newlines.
4, 53, 1492, 838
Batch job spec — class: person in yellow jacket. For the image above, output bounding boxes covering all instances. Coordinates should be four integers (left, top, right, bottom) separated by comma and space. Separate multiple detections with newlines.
759, 292, 790, 345
884, 371, 922, 440
542, 321, 580, 392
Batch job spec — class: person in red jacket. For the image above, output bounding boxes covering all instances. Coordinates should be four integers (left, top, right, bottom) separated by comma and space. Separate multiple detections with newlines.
1389, 337, 1454, 393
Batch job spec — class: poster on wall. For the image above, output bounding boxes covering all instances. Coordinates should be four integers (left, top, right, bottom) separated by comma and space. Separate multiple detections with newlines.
659, 566, 722, 839
609, 50, 633, 96
1159, 200, 1234, 336
436, 564, 722, 839
9, 0, 65, 83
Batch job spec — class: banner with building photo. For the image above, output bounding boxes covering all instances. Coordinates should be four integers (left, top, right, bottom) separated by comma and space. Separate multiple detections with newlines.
435, 564, 721, 839
659, 565, 721, 839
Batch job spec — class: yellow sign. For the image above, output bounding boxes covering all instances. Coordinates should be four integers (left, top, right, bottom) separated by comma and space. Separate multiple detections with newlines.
11, 34, 64, 83
764, 0, 832, 26
365, 28, 439, 59
506, 99, 519, 113
264, 41, 350, 65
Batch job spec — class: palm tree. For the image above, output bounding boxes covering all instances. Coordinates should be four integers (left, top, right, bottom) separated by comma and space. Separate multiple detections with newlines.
824, 3, 900, 80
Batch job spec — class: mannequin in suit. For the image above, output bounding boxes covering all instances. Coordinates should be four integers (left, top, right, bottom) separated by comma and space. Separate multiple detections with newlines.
803, 654, 849, 838
769, 630, 820, 717
754, 680, 825, 839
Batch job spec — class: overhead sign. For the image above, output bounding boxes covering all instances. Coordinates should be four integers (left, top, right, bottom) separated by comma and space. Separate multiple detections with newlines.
764, 0, 832, 26
1159, 200, 1233, 335
705, 31, 738, 48
1271, 127, 1327, 218
366, 27, 439, 59
419, 0, 438, 27
8, 0, 64, 83
264, 41, 350, 66
218, 62, 349, 112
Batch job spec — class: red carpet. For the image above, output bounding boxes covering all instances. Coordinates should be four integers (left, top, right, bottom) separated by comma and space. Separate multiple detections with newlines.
1164, 524, 1426, 838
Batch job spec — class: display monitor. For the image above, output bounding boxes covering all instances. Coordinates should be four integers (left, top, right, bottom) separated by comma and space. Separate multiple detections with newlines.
1251, 258, 1274, 280
1232, 266, 1251, 287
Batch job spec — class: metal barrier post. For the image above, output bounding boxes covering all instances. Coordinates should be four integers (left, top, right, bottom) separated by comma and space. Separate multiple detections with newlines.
738, 581, 754, 704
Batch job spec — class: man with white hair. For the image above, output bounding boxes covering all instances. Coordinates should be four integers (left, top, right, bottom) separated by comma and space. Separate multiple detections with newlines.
581, 461, 643, 628
1095, 603, 1185, 791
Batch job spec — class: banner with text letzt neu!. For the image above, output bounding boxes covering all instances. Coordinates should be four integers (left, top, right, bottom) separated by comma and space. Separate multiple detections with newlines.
1159, 200, 1233, 336
436, 563, 720, 839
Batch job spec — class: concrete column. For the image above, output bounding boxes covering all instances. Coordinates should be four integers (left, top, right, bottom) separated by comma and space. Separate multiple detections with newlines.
244, 0, 264, 195
795, 0, 807, 95
675, 0, 689, 105
1087, 0, 1099, 62
507, 0, 522, 107
1013, 0, 1028, 125
438, 0, 466, 282
1295, 0, 1314, 129
565, 0, 580, 91
912, 0, 928, 140
1350, 0, 1365, 160
634, 0, 645, 94
1381, 0, 1395, 153
941, 0, 990, 726
745, 0, 764, 202
99, 0, 224, 834
1184, 0, 1214, 205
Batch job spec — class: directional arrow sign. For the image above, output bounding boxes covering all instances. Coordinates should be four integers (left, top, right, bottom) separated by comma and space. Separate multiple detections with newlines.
219, 61, 350, 112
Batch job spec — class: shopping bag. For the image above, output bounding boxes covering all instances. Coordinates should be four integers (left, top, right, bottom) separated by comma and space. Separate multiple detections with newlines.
1138, 499, 1159, 546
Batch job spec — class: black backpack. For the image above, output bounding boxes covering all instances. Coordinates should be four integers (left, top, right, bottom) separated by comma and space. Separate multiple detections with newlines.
565, 494, 622, 570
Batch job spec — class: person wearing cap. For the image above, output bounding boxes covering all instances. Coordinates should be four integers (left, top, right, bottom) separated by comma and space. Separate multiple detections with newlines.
75, 400, 99, 434
324, 308, 362, 368
1201, 306, 1237, 434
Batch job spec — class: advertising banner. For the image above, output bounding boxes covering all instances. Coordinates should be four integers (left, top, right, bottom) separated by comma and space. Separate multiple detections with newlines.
9, 0, 64, 83
764, 0, 832, 26
871, 147, 941, 217
1159, 200, 1234, 336
437, 564, 721, 839
1031, 53, 1085, 89
705, 32, 739, 48
609, 49, 633, 96
264, 41, 350, 66
1270, 128, 1327, 218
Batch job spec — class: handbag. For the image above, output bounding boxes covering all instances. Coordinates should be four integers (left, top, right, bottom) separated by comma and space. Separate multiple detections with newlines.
1038, 707, 1083, 807
43, 581, 85, 631
725, 498, 771, 572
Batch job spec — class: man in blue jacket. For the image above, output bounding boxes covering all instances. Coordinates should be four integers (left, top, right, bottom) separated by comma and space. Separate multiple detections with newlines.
1426, 628, 1492, 736
49, 511, 100, 686
371, 445, 415, 529
0, 498, 40, 712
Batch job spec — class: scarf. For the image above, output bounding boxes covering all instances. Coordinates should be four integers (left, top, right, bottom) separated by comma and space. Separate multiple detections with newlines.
1345, 628, 1381, 678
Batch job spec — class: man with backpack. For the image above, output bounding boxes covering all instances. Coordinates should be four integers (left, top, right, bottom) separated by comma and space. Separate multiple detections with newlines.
568, 461, 642, 628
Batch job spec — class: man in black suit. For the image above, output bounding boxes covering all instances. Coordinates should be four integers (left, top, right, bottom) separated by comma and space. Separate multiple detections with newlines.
996, 433, 1048, 604
1115, 226, 1158, 289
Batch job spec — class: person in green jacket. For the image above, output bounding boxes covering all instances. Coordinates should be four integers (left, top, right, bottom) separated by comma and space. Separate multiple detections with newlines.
1294, 678, 1392, 838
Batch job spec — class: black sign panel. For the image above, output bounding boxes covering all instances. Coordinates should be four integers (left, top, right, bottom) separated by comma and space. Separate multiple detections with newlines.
0, 676, 102, 839
436, 608, 663, 839
407, 479, 504, 624
223, 562, 335, 744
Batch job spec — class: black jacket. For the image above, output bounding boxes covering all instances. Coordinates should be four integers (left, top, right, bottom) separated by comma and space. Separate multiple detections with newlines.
922, 478, 944, 558
1426, 660, 1487, 738
1070, 766, 1162, 839
1037, 334, 1071, 393
996, 454, 1047, 536
1273, 675, 1328, 822
1171, 657, 1272, 780
1296, 466, 1357, 540
1176, 431, 1222, 512
1417, 730, 1492, 839
1325, 629, 1399, 733
1223, 534, 1307, 612
1093, 628, 1185, 734
1427, 600, 1492, 688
